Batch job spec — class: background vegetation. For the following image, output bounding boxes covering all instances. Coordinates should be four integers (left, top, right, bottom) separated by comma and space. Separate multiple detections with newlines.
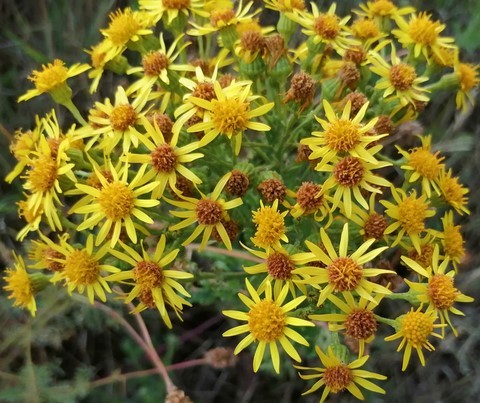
1, 0, 479, 401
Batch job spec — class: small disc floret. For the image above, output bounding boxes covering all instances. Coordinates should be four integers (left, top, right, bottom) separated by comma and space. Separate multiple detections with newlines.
248, 299, 285, 341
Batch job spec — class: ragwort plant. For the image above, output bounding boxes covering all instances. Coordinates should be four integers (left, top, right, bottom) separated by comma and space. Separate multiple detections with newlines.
4, 0, 478, 401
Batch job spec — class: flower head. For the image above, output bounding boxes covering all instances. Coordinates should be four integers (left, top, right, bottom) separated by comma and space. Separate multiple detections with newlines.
251, 199, 289, 250
381, 187, 435, 253
454, 62, 480, 111
355, 0, 415, 20
18, 59, 90, 103
310, 292, 383, 357
167, 172, 243, 250
99, 8, 153, 62
71, 160, 161, 247
50, 235, 120, 303
3, 254, 37, 316
402, 245, 473, 336
289, 3, 356, 52
393, 12, 455, 62
127, 118, 203, 199
440, 211, 465, 270
385, 307, 444, 370
302, 100, 386, 169
242, 243, 315, 297
81, 86, 150, 153
295, 346, 387, 402
139, 0, 208, 25
127, 33, 193, 96
106, 235, 193, 328
437, 169, 469, 215
300, 223, 392, 306
369, 46, 429, 107
398, 135, 445, 197
320, 147, 391, 217
186, 81, 273, 155
223, 279, 314, 373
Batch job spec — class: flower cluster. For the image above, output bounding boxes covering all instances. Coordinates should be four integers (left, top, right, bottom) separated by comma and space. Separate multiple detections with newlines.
5, 0, 476, 401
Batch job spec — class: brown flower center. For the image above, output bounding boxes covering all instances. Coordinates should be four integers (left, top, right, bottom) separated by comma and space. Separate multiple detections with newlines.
363, 213, 388, 240
44, 248, 65, 272
313, 14, 340, 39
328, 257, 363, 292
266, 252, 295, 280
345, 308, 377, 339
390, 64, 417, 91
162, 0, 191, 10
134, 261, 164, 289
110, 104, 137, 131
151, 144, 177, 173
333, 156, 365, 187
323, 365, 353, 393
143, 52, 170, 77
428, 274, 457, 310
257, 178, 287, 204
297, 182, 323, 213
195, 199, 223, 225
225, 170, 249, 197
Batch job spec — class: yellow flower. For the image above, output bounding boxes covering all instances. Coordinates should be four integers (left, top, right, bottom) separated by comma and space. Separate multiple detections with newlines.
173, 64, 247, 133
16, 196, 44, 241
400, 232, 438, 269
127, 33, 194, 95
50, 235, 120, 304
381, 187, 435, 253
437, 168, 469, 215
188, 0, 259, 37
139, 0, 208, 25
385, 307, 444, 370
251, 199, 289, 250
223, 279, 314, 373
186, 80, 273, 155
166, 172, 243, 250
300, 223, 393, 306
18, 59, 90, 103
28, 232, 68, 272
288, 3, 356, 52
355, 0, 415, 20
105, 235, 193, 328
289, 181, 331, 221
295, 346, 387, 402
402, 245, 473, 336
350, 17, 387, 49
302, 100, 386, 168
320, 146, 391, 217
71, 159, 161, 247
310, 293, 383, 357
398, 135, 445, 197
3, 254, 37, 316
22, 136, 77, 233
264, 0, 306, 13
86, 40, 110, 93
349, 194, 389, 241
6, 115, 43, 184
242, 243, 315, 297
392, 12, 455, 62
127, 118, 203, 199
440, 211, 466, 270
369, 45, 429, 107
81, 86, 150, 153
99, 8, 153, 62
454, 62, 480, 111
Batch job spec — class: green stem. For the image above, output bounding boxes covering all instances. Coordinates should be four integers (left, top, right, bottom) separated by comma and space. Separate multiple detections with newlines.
61, 99, 88, 126
375, 314, 398, 329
